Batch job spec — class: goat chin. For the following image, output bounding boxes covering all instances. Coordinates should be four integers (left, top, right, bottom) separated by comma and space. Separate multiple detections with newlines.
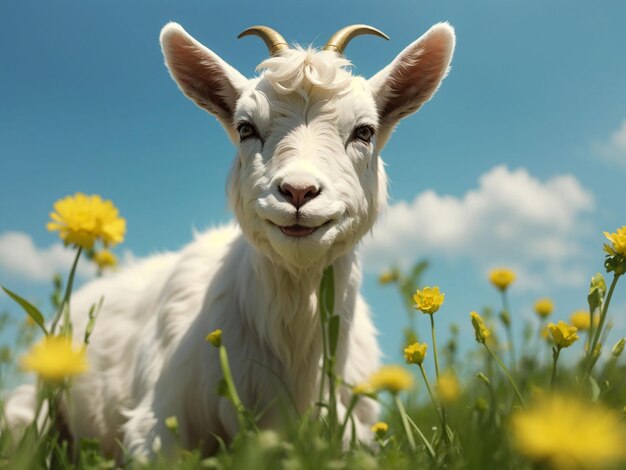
11, 223, 378, 459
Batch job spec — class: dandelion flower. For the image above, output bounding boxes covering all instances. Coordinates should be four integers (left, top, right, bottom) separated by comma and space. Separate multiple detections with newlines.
47, 193, 126, 250
604, 226, 626, 257
368, 365, 413, 394
547, 321, 578, 349
436, 372, 461, 404
569, 310, 597, 331
21, 335, 87, 382
93, 250, 118, 271
371, 421, 389, 437
470, 311, 491, 344
404, 342, 427, 365
205, 329, 222, 348
489, 268, 516, 291
352, 382, 376, 397
511, 395, 626, 469
413, 286, 444, 315
534, 298, 554, 319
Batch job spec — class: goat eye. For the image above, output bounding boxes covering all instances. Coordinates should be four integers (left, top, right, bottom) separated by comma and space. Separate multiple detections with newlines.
354, 125, 374, 143
237, 123, 257, 142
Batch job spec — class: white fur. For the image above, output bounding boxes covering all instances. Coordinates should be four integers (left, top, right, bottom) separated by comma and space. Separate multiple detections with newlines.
4, 22, 455, 460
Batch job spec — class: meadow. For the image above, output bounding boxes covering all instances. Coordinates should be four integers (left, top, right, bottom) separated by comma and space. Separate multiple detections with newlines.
0, 193, 625, 469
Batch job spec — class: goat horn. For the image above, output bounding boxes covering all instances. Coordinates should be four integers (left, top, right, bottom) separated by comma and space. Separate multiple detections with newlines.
323, 25, 389, 55
238, 26, 289, 56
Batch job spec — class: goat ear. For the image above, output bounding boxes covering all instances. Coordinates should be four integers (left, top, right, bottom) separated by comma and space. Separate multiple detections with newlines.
369, 23, 455, 148
160, 23, 248, 136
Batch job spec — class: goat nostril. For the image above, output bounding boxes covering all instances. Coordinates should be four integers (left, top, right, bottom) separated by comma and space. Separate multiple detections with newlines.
279, 183, 321, 208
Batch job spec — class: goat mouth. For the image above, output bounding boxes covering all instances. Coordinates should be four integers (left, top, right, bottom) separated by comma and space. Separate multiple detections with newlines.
279, 224, 319, 238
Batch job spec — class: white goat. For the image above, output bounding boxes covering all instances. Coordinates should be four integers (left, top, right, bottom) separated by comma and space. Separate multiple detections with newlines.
4, 22, 454, 460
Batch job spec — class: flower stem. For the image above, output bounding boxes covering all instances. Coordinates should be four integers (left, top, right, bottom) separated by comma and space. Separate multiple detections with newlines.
339, 395, 358, 440
551, 347, 561, 390
419, 364, 441, 421
501, 291, 517, 370
218, 345, 251, 432
429, 315, 441, 380
418, 364, 450, 445
586, 273, 621, 375
394, 394, 417, 452
50, 247, 82, 335
484, 343, 525, 407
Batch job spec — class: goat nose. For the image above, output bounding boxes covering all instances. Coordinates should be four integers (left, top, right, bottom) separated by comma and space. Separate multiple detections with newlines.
279, 182, 321, 209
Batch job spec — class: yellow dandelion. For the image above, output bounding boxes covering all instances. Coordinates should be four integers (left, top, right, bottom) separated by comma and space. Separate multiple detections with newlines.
368, 365, 413, 395
489, 268, 516, 291
569, 310, 598, 331
205, 329, 222, 348
511, 395, 626, 469
534, 298, 554, 319
470, 311, 491, 344
404, 342, 427, 365
352, 382, 376, 396
93, 249, 118, 271
371, 421, 389, 437
547, 321, 578, 349
603, 226, 626, 257
413, 286, 445, 315
21, 335, 88, 382
436, 372, 461, 404
47, 193, 126, 250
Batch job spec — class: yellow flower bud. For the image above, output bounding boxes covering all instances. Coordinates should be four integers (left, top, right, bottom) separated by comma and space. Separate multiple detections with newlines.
534, 298, 554, 319
403, 342, 427, 365
476, 372, 491, 385
93, 249, 118, 271
569, 310, 598, 331
547, 321, 578, 349
165, 415, 179, 432
489, 268, 516, 291
589, 273, 607, 298
378, 270, 397, 285
612, 338, 625, 357
371, 421, 389, 438
205, 329, 222, 348
470, 311, 491, 344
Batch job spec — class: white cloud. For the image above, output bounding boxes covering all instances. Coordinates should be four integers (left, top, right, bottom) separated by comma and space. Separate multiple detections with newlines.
362, 166, 594, 289
0, 231, 96, 283
593, 118, 626, 167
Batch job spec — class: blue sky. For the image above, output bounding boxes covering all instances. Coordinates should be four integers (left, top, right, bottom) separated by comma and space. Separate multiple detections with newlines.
1, 0, 625, 365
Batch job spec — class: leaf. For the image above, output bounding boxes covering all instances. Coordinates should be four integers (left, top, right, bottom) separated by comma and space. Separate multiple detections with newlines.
588, 375, 601, 402
319, 266, 335, 321
328, 315, 340, 357
2, 286, 48, 335
405, 414, 436, 459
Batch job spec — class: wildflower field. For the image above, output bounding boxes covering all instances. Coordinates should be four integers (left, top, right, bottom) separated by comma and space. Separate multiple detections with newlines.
1, 193, 625, 470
